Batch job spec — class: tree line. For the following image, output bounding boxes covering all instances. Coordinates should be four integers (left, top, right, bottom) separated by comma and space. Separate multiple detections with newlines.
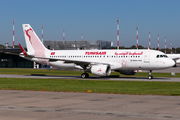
111, 45, 180, 54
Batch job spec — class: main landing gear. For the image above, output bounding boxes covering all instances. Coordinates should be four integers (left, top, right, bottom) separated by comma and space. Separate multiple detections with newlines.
81, 67, 89, 78
148, 70, 153, 80
81, 73, 89, 78
173, 64, 177, 67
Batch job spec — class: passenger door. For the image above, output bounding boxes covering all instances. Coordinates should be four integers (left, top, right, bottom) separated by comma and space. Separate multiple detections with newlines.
144, 52, 150, 63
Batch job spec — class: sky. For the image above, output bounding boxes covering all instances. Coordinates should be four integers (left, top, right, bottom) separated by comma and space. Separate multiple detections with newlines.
0, 0, 180, 48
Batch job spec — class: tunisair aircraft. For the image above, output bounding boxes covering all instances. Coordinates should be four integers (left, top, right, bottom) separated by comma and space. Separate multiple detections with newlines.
19, 24, 175, 79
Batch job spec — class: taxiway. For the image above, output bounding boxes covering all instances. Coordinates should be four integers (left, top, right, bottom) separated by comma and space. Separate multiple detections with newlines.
0, 74, 180, 82
0, 66, 180, 120
0, 90, 180, 120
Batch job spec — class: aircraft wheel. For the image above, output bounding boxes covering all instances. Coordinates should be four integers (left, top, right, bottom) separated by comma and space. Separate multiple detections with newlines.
81, 73, 89, 78
81, 73, 86, 78
148, 70, 153, 80
173, 64, 177, 67
148, 75, 153, 80
86, 73, 89, 78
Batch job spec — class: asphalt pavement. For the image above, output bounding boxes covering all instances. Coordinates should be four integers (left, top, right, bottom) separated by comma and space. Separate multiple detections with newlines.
0, 90, 180, 120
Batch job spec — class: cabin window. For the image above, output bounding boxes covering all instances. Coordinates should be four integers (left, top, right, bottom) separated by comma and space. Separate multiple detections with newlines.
163, 55, 168, 58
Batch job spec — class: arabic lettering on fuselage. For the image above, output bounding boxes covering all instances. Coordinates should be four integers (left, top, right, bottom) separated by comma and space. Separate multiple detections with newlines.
85, 52, 106, 55
115, 52, 143, 55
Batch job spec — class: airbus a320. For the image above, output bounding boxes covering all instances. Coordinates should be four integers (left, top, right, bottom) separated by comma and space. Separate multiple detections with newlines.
19, 24, 175, 79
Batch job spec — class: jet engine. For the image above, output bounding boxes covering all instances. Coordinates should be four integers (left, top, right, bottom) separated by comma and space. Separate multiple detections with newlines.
119, 70, 136, 75
90, 64, 111, 76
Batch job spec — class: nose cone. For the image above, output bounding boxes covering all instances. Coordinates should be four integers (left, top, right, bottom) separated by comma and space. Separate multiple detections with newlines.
156, 58, 175, 69
167, 59, 175, 68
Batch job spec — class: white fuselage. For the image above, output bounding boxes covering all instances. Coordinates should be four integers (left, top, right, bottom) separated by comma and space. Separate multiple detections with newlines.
23, 49, 175, 71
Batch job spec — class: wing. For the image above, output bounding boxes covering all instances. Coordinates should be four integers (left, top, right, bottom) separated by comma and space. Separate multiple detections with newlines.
38, 56, 109, 68
49, 57, 92, 66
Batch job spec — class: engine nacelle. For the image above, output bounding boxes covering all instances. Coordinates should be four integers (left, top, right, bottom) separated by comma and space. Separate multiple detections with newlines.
91, 64, 111, 76
119, 70, 136, 75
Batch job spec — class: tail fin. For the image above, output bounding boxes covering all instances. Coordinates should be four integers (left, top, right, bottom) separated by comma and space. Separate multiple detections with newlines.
22, 24, 48, 55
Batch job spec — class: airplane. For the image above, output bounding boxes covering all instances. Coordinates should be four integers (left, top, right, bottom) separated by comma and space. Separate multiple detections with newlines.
19, 24, 175, 79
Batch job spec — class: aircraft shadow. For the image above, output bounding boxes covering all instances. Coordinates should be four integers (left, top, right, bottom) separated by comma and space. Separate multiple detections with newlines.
30, 74, 171, 80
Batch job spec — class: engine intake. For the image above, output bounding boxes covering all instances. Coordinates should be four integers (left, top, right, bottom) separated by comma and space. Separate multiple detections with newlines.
91, 64, 111, 76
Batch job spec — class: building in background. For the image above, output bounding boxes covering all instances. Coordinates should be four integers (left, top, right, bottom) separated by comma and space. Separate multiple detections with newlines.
44, 40, 112, 50
0, 49, 33, 68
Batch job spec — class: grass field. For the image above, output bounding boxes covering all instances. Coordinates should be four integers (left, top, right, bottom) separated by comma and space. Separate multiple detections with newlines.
0, 78, 180, 96
0, 68, 180, 78
0, 68, 180, 96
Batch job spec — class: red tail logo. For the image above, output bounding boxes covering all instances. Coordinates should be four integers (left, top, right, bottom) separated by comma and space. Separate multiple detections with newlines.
25, 28, 33, 44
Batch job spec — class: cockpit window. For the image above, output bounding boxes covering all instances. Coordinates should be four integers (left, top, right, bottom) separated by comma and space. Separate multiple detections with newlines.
163, 55, 168, 58
156, 54, 168, 58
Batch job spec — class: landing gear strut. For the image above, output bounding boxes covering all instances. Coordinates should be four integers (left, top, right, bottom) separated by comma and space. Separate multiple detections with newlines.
81, 67, 89, 78
81, 73, 89, 78
148, 70, 153, 80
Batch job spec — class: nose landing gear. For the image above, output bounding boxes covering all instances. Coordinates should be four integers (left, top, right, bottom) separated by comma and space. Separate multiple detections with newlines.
148, 70, 153, 80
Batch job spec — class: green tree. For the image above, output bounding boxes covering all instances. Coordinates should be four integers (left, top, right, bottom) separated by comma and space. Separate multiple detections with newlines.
0, 44, 5, 49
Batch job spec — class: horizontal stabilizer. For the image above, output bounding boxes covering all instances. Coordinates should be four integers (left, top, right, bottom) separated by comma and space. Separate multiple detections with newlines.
19, 44, 27, 56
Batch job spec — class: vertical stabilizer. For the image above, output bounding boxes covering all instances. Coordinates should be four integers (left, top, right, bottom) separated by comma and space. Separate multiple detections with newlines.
22, 24, 48, 55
